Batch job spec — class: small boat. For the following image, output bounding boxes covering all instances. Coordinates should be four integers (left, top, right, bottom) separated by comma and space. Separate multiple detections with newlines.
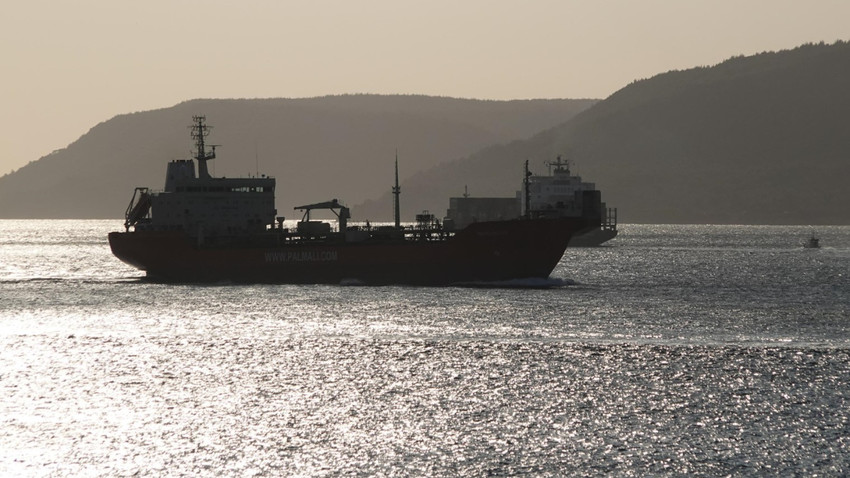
803, 232, 820, 249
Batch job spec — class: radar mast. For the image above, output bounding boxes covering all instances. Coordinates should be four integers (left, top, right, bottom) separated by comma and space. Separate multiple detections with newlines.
191, 115, 216, 179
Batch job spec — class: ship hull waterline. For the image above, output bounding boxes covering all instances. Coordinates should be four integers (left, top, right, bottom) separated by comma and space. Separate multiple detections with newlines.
109, 218, 591, 285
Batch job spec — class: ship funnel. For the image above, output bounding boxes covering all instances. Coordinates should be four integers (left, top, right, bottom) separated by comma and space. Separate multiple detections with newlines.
164, 160, 195, 191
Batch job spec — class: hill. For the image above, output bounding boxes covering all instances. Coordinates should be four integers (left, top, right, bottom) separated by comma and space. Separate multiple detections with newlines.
0, 95, 595, 218
362, 42, 850, 224
5, 41, 849, 225
356, 41, 850, 225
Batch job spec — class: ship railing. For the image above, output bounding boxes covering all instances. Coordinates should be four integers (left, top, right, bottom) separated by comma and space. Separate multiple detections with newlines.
266, 220, 456, 243
403, 228, 453, 242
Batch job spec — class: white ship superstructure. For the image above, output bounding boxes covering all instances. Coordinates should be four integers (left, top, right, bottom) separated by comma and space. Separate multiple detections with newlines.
525, 156, 597, 215
123, 116, 277, 236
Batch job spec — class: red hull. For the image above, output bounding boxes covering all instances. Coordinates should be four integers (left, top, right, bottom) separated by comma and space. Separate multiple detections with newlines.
109, 218, 589, 285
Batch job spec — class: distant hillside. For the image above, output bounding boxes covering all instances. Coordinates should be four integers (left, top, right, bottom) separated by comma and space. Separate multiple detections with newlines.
0, 95, 595, 218
356, 41, 850, 225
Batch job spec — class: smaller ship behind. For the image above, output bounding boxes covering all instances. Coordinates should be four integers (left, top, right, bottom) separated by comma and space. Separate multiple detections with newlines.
444, 155, 617, 246
804, 231, 820, 249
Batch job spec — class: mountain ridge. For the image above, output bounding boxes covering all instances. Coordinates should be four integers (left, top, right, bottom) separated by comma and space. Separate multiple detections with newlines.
354, 41, 850, 225
2, 41, 849, 224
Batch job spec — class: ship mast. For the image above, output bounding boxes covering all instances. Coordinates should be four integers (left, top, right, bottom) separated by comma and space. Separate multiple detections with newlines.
523, 160, 532, 218
545, 154, 569, 175
393, 151, 401, 228
191, 115, 216, 179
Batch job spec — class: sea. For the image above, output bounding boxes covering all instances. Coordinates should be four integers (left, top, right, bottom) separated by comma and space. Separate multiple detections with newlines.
1, 220, 849, 477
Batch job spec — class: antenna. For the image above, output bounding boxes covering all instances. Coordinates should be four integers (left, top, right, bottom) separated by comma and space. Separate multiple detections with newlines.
393, 151, 401, 229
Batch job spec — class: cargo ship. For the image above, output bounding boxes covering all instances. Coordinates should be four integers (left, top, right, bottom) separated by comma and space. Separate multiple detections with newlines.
444, 155, 617, 246
108, 116, 598, 285
525, 156, 617, 246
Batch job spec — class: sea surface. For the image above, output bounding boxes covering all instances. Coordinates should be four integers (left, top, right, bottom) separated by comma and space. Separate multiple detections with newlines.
1, 220, 849, 476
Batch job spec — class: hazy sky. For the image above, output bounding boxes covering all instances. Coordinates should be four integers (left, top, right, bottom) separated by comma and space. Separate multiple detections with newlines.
2, 0, 848, 174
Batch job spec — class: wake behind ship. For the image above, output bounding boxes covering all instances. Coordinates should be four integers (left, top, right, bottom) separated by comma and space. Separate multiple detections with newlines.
108, 116, 598, 285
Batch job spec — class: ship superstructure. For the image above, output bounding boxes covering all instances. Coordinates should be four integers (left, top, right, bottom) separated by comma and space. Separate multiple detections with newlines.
124, 116, 276, 237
